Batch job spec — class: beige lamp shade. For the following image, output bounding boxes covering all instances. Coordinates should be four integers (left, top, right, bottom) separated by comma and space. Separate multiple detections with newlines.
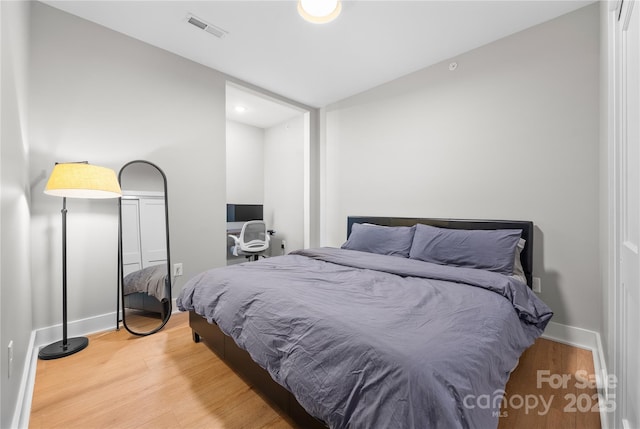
44, 162, 122, 199
298, 0, 341, 24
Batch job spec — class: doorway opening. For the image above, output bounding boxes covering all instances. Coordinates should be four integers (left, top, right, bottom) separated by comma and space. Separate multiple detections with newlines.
225, 82, 311, 264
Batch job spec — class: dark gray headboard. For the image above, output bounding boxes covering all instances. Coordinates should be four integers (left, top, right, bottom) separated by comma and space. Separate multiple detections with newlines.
347, 216, 534, 288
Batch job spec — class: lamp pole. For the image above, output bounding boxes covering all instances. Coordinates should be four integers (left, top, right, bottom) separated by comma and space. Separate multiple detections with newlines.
61, 197, 68, 347
38, 197, 89, 359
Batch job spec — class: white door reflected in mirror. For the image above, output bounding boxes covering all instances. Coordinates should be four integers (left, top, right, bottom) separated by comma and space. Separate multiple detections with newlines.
118, 160, 172, 336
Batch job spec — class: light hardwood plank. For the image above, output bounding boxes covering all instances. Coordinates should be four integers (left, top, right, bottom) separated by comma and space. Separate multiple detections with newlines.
30, 313, 601, 429
30, 313, 296, 429
497, 338, 601, 429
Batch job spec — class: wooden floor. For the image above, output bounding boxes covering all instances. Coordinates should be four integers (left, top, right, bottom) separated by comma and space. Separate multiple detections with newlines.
497, 337, 601, 429
30, 312, 601, 429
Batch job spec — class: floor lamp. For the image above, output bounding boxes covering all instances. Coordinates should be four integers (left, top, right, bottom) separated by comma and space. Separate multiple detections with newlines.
38, 162, 122, 360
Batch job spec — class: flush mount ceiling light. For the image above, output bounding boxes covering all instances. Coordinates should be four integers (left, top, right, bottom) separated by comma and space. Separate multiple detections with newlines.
298, 0, 342, 24
235, 106, 246, 113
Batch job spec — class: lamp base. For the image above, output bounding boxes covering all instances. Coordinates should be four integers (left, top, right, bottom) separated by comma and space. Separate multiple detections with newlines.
38, 337, 89, 360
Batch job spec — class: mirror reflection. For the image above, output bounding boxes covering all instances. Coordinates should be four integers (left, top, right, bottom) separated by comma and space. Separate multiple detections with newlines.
118, 160, 171, 336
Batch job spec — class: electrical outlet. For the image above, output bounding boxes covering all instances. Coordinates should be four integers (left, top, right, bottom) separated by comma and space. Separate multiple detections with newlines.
532, 277, 542, 293
8, 341, 13, 379
173, 263, 183, 277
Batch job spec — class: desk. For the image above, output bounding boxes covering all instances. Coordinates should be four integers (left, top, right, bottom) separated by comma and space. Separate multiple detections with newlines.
226, 221, 245, 235
227, 222, 275, 237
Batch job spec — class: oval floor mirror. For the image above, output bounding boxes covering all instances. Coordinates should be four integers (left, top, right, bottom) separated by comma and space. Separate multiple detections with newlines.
117, 160, 171, 336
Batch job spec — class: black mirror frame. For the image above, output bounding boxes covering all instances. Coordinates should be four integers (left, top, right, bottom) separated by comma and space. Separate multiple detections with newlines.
117, 160, 172, 336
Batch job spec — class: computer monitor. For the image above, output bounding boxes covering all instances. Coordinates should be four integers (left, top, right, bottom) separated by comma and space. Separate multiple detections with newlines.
227, 204, 263, 222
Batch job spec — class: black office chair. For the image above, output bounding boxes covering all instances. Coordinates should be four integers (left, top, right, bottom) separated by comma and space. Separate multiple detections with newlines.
229, 220, 270, 261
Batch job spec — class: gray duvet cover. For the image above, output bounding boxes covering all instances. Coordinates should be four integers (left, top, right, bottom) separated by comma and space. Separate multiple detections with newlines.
177, 248, 552, 429
123, 264, 169, 301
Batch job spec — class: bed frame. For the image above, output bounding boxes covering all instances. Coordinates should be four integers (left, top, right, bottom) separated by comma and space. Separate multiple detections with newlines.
188, 216, 534, 427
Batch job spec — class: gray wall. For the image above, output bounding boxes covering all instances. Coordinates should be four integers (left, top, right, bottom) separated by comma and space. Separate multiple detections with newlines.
264, 115, 306, 253
29, 2, 227, 329
322, 4, 600, 331
226, 120, 264, 204
1, 1, 33, 427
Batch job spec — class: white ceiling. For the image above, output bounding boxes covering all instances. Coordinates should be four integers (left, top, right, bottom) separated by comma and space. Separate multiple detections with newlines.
226, 83, 304, 129
44, 0, 593, 111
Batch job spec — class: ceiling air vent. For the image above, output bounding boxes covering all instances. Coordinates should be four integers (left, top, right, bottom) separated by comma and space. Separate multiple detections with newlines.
186, 14, 228, 39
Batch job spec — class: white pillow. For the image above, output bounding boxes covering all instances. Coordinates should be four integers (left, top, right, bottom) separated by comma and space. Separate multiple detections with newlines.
510, 238, 527, 284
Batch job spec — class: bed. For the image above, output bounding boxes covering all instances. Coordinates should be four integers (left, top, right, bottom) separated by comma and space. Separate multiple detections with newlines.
123, 264, 171, 319
177, 217, 552, 428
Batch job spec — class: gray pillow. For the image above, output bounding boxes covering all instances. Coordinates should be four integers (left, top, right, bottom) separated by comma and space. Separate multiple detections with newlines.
408, 224, 522, 275
341, 223, 416, 258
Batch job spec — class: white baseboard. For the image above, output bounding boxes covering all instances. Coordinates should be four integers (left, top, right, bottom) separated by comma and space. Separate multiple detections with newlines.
34, 298, 180, 349
542, 321, 599, 350
14, 301, 183, 429
542, 321, 609, 429
13, 311, 119, 429
34, 311, 119, 349
11, 331, 37, 429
